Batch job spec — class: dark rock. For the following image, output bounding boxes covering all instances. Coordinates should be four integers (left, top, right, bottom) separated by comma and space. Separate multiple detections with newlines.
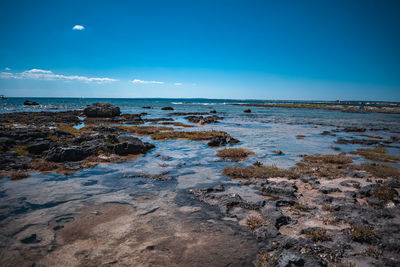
112, 136, 154, 155
27, 140, 50, 154
273, 150, 283, 155
161, 107, 174, 110
142, 106, 152, 109
92, 126, 119, 133
23, 100, 39, 105
342, 127, 366, 132
261, 184, 297, 198
336, 138, 380, 146
344, 170, 371, 179
300, 175, 320, 189
253, 224, 280, 239
366, 197, 386, 207
119, 113, 144, 124
83, 102, 121, 118
244, 109, 251, 113
209, 110, 217, 113
319, 186, 342, 194
260, 206, 290, 229
358, 184, 381, 198
277, 250, 305, 267
339, 180, 361, 189
46, 146, 95, 162
207, 136, 240, 147
184, 115, 223, 124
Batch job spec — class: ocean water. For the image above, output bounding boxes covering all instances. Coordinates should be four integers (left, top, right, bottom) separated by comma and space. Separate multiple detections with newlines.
0, 97, 400, 264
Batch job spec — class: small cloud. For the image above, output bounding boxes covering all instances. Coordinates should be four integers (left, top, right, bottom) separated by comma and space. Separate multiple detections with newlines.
132, 79, 164, 84
0, 68, 117, 83
174, 82, 183, 86
72, 25, 85, 30
5, 67, 11, 71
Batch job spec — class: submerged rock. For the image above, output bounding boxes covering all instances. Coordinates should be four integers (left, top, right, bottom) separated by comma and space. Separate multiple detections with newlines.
24, 100, 39, 105
161, 107, 174, 110
207, 136, 240, 147
83, 102, 121, 118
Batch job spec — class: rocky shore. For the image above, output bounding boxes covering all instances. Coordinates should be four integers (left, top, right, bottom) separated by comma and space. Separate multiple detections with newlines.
0, 102, 399, 266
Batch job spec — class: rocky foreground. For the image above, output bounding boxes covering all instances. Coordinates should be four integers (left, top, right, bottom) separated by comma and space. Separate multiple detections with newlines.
1, 102, 400, 266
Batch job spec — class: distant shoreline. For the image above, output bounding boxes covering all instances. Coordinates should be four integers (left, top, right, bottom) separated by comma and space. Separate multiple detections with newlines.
231, 103, 400, 114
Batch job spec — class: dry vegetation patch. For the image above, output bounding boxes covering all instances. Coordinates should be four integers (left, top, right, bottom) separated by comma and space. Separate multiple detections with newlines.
351, 146, 400, 163
217, 148, 254, 161
359, 163, 400, 178
118, 125, 173, 136
9, 171, 30, 180
350, 224, 379, 243
223, 164, 298, 179
302, 154, 353, 164
245, 215, 269, 230
304, 228, 331, 242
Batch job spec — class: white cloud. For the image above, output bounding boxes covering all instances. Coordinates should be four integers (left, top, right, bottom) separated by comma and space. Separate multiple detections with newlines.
0, 69, 117, 83
72, 25, 85, 30
132, 79, 164, 84
174, 82, 183, 86
4, 67, 11, 71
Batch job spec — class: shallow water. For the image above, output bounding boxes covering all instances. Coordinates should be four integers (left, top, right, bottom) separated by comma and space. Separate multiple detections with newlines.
1, 98, 400, 265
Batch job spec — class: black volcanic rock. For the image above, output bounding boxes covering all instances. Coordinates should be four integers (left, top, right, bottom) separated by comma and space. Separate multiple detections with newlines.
83, 102, 121, 118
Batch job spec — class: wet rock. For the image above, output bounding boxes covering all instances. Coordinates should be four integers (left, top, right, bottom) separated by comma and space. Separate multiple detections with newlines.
119, 114, 144, 124
83, 102, 121, 118
0, 111, 81, 125
27, 140, 51, 155
92, 126, 119, 133
209, 110, 217, 113
161, 107, 174, 110
122, 171, 173, 181
342, 127, 366, 132
142, 106, 152, 109
184, 115, 223, 124
207, 136, 240, 147
46, 146, 95, 162
23, 100, 39, 105
244, 109, 251, 113
113, 136, 155, 155
273, 150, 283, 155
0, 151, 30, 170
336, 137, 380, 146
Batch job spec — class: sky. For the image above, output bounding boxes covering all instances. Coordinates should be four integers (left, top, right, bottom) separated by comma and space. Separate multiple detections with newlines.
0, 0, 399, 101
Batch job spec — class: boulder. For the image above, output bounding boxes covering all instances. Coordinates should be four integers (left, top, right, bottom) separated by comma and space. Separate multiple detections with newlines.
83, 102, 121, 118
46, 146, 95, 162
113, 136, 155, 155
244, 109, 251, 113
27, 140, 50, 154
24, 100, 39, 105
161, 107, 174, 110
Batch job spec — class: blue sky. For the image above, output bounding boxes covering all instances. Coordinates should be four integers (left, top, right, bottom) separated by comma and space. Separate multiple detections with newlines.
0, 0, 399, 100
